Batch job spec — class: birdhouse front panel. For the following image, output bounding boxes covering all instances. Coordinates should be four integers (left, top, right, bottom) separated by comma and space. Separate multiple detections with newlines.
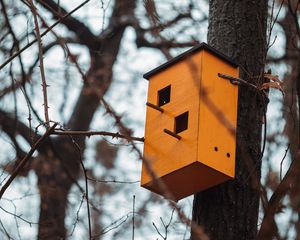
141, 51, 203, 185
141, 43, 239, 201
197, 50, 239, 178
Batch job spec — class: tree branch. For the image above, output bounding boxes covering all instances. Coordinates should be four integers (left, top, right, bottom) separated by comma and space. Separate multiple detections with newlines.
52, 129, 144, 142
0, 109, 35, 144
136, 37, 199, 49
257, 150, 300, 239
0, 0, 27, 84
27, 37, 80, 78
0, 0, 91, 70
67, 0, 136, 136
142, 11, 193, 32
133, 4, 201, 54
36, 0, 98, 49
28, 0, 50, 127
267, 54, 298, 63
0, 123, 57, 199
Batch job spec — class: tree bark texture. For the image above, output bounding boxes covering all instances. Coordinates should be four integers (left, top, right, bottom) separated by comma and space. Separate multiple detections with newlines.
192, 1, 267, 240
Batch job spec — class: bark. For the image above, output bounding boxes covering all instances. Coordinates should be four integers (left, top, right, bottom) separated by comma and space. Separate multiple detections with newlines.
192, 1, 267, 239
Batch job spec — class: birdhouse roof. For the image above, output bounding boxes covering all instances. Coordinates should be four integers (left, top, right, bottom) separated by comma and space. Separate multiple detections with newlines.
143, 42, 238, 80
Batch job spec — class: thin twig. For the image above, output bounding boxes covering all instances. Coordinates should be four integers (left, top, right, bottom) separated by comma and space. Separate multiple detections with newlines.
287, 0, 300, 41
266, 0, 284, 54
153, 221, 165, 240
53, 129, 144, 142
0, 219, 11, 239
19, 87, 34, 145
94, 213, 131, 237
280, 144, 290, 181
0, 0, 27, 81
132, 195, 135, 240
69, 136, 92, 240
153, 208, 175, 240
0, 123, 57, 199
28, 0, 50, 127
0, 0, 91, 70
87, 177, 139, 184
258, 150, 300, 239
0, 205, 38, 225
164, 208, 175, 239
69, 195, 85, 237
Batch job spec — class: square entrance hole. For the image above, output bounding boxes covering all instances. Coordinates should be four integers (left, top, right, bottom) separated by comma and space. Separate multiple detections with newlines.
175, 111, 189, 134
158, 85, 171, 107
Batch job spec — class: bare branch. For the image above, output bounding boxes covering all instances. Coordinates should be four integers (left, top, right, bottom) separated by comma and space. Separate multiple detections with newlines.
53, 129, 144, 142
258, 150, 300, 239
28, 0, 50, 127
67, 0, 136, 134
69, 136, 92, 240
93, 213, 131, 237
0, 205, 38, 225
0, 0, 92, 70
287, 0, 300, 40
87, 177, 139, 184
136, 37, 199, 50
132, 195, 135, 240
27, 37, 80, 77
267, 54, 298, 63
36, 0, 98, 48
0, 123, 57, 199
0, 80, 24, 99
0, 109, 35, 144
143, 12, 193, 32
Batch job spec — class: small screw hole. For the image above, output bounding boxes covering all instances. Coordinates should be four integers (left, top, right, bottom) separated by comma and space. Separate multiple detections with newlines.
226, 153, 230, 158
214, 147, 218, 152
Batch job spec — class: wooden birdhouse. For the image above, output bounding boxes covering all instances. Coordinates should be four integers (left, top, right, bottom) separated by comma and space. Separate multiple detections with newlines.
141, 43, 239, 201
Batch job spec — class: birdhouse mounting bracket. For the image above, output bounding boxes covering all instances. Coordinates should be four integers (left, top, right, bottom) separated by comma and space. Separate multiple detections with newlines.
218, 73, 240, 85
218, 73, 261, 92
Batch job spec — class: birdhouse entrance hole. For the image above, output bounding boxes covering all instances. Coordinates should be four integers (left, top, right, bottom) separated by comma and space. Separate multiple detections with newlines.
175, 111, 189, 134
158, 85, 171, 107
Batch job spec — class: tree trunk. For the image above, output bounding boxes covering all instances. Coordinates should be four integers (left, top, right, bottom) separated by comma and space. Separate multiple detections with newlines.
36, 137, 82, 239
192, 1, 267, 239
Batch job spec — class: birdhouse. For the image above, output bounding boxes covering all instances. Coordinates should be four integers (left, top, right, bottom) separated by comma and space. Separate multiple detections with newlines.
141, 43, 239, 201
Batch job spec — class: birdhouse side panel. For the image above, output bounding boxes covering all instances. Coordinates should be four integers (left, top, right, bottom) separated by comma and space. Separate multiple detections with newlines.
142, 52, 203, 185
197, 50, 239, 178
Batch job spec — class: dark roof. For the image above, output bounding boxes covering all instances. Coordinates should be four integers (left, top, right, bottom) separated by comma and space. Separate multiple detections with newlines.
143, 42, 238, 80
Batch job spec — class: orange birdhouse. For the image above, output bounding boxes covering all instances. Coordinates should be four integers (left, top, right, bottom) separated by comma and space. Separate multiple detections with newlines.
141, 43, 239, 201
